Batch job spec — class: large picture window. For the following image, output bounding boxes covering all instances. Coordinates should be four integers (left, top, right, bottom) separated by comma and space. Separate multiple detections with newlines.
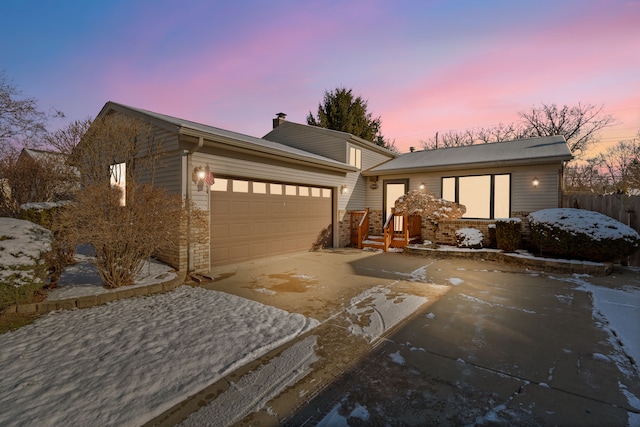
442, 174, 510, 219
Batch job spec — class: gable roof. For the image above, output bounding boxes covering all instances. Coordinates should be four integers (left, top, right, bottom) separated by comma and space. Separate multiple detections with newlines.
264, 121, 397, 158
98, 102, 357, 173
364, 135, 573, 175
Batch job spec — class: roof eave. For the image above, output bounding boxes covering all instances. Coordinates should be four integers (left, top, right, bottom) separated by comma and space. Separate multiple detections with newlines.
363, 155, 573, 176
180, 128, 357, 173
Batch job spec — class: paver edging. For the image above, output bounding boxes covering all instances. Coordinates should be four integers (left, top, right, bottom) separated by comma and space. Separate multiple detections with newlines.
403, 245, 612, 276
1, 272, 186, 319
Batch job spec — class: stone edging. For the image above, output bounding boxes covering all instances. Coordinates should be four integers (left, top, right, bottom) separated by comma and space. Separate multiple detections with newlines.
1, 272, 186, 317
403, 246, 612, 276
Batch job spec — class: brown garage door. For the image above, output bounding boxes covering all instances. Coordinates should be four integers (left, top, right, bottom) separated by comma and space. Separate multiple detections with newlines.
210, 178, 333, 267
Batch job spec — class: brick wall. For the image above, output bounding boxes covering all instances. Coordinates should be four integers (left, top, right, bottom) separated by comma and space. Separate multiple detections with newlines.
338, 210, 350, 247
434, 212, 532, 248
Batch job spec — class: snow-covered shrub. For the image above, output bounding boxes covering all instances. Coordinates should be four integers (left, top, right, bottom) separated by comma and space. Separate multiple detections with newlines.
528, 208, 640, 262
0, 218, 51, 310
495, 218, 521, 252
456, 228, 483, 249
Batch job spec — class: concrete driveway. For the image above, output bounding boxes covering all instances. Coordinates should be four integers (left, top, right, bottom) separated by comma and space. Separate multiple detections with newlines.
149, 249, 640, 426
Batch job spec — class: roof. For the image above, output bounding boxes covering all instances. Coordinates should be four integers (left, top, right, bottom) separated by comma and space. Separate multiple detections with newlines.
98, 102, 357, 173
264, 121, 397, 158
364, 135, 573, 175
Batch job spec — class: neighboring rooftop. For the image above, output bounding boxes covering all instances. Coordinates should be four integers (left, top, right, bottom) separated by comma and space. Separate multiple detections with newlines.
364, 135, 573, 175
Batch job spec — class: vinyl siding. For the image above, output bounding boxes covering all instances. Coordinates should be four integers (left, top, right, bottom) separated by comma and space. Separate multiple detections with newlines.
364, 163, 564, 215
265, 125, 348, 162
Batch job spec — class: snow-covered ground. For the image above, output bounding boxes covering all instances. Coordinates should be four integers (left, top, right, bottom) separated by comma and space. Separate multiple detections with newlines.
1, 211, 639, 426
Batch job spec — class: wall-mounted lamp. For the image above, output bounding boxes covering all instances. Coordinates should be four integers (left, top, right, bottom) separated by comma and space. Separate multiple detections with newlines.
419, 182, 426, 190
532, 177, 539, 188
370, 183, 378, 190
192, 166, 206, 184
340, 185, 349, 194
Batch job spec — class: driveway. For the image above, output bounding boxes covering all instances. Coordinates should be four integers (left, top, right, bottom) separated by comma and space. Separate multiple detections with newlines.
148, 249, 640, 426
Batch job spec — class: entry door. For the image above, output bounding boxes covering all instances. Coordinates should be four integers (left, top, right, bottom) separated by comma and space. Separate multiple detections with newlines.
384, 180, 408, 231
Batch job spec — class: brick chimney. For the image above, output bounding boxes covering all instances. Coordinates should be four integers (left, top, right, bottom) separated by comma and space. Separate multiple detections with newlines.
273, 112, 286, 128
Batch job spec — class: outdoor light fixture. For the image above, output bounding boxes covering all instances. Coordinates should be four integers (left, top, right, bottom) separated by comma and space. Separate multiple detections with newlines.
341, 185, 348, 194
419, 182, 426, 190
532, 177, 539, 188
192, 166, 206, 184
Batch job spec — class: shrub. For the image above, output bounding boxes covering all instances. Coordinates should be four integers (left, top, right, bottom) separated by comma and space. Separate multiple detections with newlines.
456, 228, 483, 249
20, 202, 76, 286
0, 218, 51, 311
528, 208, 640, 262
487, 224, 497, 248
495, 218, 521, 252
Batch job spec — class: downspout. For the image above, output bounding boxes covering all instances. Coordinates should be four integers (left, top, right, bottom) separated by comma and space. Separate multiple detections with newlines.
183, 136, 204, 272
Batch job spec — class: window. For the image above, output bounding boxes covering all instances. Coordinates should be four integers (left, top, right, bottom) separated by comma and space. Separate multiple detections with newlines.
442, 174, 510, 219
110, 162, 126, 206
349, 147, 362, 169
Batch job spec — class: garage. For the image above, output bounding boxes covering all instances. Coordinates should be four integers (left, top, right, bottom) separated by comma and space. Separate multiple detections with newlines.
210, 178, 333, 266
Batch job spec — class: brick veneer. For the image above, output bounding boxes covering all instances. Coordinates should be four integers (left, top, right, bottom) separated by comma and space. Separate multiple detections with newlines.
430, 211, 532, 249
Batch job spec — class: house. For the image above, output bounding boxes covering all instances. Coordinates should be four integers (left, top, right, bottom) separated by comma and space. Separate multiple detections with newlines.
90, 102, 572, 272
359, 136, 574, 247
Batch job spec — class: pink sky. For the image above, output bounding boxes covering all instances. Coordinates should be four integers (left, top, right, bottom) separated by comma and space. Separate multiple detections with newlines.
2, 0, 639, 154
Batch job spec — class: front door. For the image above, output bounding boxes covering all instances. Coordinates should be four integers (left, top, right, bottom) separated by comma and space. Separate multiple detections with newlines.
384, 180, 408, 231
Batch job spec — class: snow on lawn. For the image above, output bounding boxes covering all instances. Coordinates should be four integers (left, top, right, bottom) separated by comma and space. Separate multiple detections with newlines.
0, 218, 51, 286
46, 245, 177, 300
0, 286, 318, 426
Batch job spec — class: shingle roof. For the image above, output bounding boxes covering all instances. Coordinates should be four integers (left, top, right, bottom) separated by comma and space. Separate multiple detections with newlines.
100, 102, 357, 173
365, 135, 573, 175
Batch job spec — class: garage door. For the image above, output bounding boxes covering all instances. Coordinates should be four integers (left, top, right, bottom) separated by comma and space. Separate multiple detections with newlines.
210, 178, 333, 267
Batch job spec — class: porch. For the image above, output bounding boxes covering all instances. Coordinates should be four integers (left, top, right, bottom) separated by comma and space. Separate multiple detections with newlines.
350, 208, 422, 252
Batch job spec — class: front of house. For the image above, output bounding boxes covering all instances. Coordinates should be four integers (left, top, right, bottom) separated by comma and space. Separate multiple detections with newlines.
93, 102, 572, 272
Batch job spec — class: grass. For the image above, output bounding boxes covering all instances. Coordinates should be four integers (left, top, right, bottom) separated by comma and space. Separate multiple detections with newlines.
0, 312, 41, 334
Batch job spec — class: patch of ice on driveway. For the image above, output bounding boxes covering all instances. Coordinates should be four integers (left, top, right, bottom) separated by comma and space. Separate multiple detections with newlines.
389, 350, 405, 365
346, 286, 427, 342
180, 335, 319, 427
448, 277, 464, 286
317, 401, 369, 426
460, 294, 537, 314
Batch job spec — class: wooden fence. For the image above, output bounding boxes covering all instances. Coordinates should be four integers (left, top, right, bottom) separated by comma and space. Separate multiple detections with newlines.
562, 194, 640, 265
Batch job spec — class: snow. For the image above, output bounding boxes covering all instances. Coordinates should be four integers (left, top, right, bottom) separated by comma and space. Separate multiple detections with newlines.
0, 276, 318, 426
181, 335, 319, 427
389, 350, 406, 365
345, 286, 427, 342
551, 273, 640, 423
448, 277, 464, 286
528, 208, 639, 241
317, 401, 370, 426
456, 227, 483, 248
0, 218, 51, 287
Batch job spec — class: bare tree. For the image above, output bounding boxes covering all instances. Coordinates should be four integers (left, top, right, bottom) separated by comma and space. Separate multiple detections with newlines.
563, 158, 609, 194
0, 71, 63, 152
519, 103, 615, 157
419, 103, 614, 156
0, 148, 77, 216
44, 118, 92, 155
594, 131, 640, 193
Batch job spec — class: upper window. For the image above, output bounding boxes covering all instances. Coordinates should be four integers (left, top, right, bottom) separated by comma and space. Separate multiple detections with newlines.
110, 162, 126, 206
349, 147, 362, 169
442, 174, 510, 219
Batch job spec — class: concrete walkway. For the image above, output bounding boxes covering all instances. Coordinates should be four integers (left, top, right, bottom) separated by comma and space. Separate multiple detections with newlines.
146, 249, 640, 426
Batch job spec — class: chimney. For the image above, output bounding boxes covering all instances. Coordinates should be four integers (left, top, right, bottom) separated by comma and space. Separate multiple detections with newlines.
273, 112, 287, 128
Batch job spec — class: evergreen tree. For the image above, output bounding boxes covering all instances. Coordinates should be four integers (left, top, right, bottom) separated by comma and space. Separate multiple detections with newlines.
307, 87, 388, 147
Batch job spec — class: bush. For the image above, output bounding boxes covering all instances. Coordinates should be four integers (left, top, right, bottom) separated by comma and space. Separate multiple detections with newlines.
495, 218, 521, 252
20, 202, 76, 286
456, 228, 483, 249
0, 218, 51, 311
528, 208, 640, 262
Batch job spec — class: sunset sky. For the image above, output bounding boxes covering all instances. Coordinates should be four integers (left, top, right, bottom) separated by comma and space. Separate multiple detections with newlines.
2, 0, 639, 154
